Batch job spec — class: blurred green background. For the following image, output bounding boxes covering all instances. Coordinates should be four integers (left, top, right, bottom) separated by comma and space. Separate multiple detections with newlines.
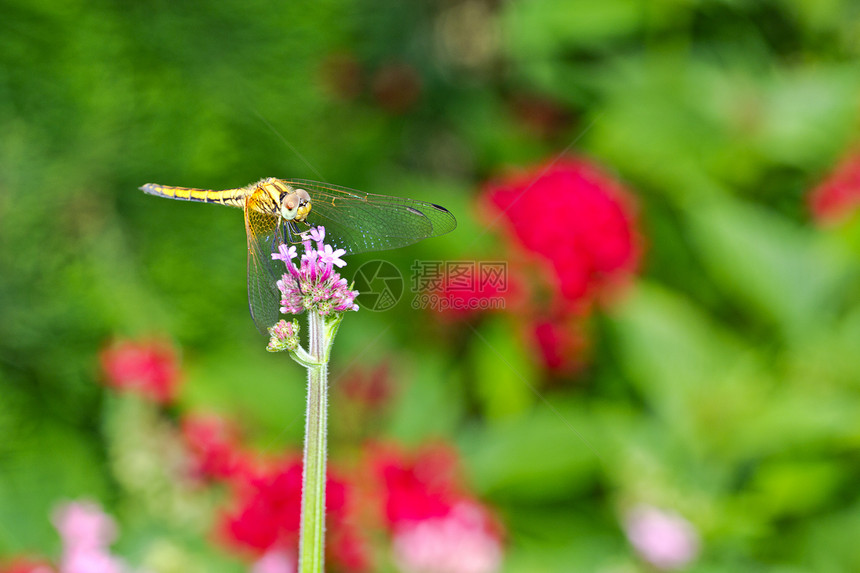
3, 0, 860, 571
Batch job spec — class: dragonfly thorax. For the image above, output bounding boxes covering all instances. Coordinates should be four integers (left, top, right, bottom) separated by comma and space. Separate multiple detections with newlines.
251, 178, 313, 222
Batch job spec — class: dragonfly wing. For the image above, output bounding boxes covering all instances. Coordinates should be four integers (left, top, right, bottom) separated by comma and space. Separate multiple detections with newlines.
285, 180, 457, 255
245, 205, 285, 335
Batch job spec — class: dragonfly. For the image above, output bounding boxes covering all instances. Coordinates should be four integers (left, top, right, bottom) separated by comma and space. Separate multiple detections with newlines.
141, 177, 457, 334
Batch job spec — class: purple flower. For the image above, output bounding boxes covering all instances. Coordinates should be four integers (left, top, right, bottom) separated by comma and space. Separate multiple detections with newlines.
271, 226, 359, 317
272, 244, 297, 263
623, 505, 700, 570
308, 227, 325, 243
319, 244, 347, 268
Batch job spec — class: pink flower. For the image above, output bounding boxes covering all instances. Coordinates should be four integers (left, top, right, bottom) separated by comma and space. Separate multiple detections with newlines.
52, 501, 117, 553
623, 505, 701, 570
251, 549, 295, 573
392, 503, 503, 573
319, 244, 347, 268
60, 552, 125, 573
51, 500, 129, 573
99, 338, 181, 404
808, 148, 860, 225
266, 319, 300, 353
272, 226, 359, 316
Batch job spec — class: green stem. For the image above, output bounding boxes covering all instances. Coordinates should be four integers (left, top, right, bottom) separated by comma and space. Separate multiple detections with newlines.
299, 310, 328, 573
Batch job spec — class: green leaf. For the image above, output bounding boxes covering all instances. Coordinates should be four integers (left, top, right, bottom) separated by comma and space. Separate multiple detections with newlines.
471, 316, 537, 420
460, 402, 600, 502
503, 0, 643, 57
686, 196, 852, 339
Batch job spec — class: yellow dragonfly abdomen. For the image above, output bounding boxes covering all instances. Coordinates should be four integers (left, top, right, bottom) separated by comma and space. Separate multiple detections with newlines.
141, 183, 249, 208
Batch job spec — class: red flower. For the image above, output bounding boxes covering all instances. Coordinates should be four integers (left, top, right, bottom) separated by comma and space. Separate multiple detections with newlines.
481, 156, 641, 372
220, 458, 303, 552
319, 52, 363, 102
482, 156, 641, 312
368, 442, 464, 528
219, 457, 369, 571
808, 149, 860, 225
371, 62, 422, 114
99, 338, 181, 404
531, 315, 589, 375
340, 363, 394, 409
509, 92, 573, 140
181, 413, 251, 481
367, 442, 506, 572
0, 558, 54, 573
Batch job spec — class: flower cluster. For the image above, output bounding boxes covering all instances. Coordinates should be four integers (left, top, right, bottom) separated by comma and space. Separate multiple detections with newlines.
183, 425, 503, 573
93, 327, 503, 572
99, 338, 181, 404
808, 148, 860, 225
271, 227, 359, 317
266, 319, 300, 353
369, 443, 504, 573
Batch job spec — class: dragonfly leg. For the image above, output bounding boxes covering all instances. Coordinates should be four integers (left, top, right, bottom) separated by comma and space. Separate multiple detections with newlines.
291, 220, 314, 243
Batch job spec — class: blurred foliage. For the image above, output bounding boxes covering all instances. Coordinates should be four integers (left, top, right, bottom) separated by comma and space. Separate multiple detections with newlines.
3, 0, 860, 571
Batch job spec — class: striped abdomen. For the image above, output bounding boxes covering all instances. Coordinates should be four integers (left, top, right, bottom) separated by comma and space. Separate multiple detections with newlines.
140, 183, 250, 208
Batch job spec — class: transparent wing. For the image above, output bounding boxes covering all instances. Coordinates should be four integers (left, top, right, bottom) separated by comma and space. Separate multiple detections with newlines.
282, 179, 457, 255
245, 204, 286, 335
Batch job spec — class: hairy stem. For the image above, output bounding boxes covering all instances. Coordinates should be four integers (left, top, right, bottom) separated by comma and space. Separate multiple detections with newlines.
298, 310, 328, 573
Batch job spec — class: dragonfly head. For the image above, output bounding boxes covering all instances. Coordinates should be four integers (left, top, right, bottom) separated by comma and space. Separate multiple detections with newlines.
281, 188, 312, 222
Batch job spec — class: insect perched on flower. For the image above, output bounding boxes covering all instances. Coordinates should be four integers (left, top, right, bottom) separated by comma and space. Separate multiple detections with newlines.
141, 178, 456, 333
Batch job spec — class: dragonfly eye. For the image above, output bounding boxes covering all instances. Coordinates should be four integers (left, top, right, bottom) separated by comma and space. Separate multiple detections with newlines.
281, 193, 301, 220
295, 189, 312, 221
